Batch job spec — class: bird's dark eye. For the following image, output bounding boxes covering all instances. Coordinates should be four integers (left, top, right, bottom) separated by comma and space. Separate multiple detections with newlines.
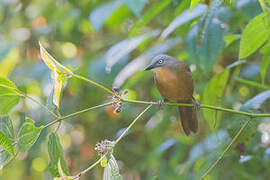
158, 59, 163, 64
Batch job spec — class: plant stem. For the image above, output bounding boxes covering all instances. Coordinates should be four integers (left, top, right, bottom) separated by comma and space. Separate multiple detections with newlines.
0, 84, 58, 118
21, 93, 59, 118
200, 117, 252, 179
76, 153, 108, 178
114, 104, 152, 145
73, 74, 116, 96
122, 99, 270, 117
43, 102, 113, 129
74, 104, 153, 178
234, 76, 270, 90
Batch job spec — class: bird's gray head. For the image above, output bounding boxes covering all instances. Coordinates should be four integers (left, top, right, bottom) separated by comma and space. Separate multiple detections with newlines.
144, 54, 176, 71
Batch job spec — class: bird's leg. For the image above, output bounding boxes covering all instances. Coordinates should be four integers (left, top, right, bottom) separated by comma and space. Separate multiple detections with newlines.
157, 99, 167, 109
192, 97, 200, 111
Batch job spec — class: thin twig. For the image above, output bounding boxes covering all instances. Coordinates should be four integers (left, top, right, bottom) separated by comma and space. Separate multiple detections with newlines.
74, 104, 153, 178
200, 117, 252, 179
0, 84, 58, 118
73, 74, 116, 96
114, 104, 153, 145
43, 102, 114, 129
234, 76, 270, 90
122, 99, 270, 117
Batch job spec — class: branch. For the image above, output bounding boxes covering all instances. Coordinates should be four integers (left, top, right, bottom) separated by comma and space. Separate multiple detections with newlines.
200, 117, 252, 179
73, 104, 153, 178
122, 99, 270, 118
43, 102, 114, 129
0, 84, 58, 118
73, 74, 116, 96
234, 76, 270, 90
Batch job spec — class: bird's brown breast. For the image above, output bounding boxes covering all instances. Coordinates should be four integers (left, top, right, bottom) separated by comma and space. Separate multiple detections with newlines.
154, 66, 194, 101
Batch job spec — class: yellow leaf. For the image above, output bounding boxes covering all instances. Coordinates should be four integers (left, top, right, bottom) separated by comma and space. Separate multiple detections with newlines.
53, 70, 67, 107
39, 41, 73, 76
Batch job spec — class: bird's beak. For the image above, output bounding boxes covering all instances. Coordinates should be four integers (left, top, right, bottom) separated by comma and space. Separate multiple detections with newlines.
144, 63, 155, 71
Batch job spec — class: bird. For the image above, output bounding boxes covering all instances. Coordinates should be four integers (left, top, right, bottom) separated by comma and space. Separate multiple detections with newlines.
144, 54, 198, 135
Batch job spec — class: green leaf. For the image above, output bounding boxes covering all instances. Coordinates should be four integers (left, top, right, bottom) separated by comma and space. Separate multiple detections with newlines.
123, 0, 146, 17
105, 30, 160, 73
0, 116, 15, 168
203, 69, 230, 131
17, 117, 43, 152
227, 90, 270, 145
161, 4, 207, 39
187, 0, 230, 71
260, 43, 270, 84
0, 77, 20, 115
240, 90, 270, 111
224, 34, 241, 46
190, 0, 201, 12
0, 130, 14, 156
48, 132, 69, 178
89, 0, 123, 31
129, 0, 172, 37
113, 38, 181, 87
103, 155, 122, 180
0, 116, 15, 140
239, 13, 270, 59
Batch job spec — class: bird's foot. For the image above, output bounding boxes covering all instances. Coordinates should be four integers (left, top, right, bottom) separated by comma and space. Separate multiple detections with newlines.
157, 99, 166, 109
193, 99, 200, 111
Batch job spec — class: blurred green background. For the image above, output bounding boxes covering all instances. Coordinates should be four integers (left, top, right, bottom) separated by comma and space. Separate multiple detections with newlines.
0, 0, 270, 179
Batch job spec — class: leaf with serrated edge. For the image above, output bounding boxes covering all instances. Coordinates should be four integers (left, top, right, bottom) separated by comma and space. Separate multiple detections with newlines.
0, 130, 14, 155
0, 77, 20, 115
17, 117, 43, 152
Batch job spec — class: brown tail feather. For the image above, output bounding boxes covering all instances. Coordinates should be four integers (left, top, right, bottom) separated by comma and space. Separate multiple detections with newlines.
178, 99, 198, 135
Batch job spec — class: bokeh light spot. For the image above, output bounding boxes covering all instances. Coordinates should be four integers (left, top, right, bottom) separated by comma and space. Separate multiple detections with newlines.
32, 157, 47, 172
238, 85, 249, 97
61, 42, 77, 58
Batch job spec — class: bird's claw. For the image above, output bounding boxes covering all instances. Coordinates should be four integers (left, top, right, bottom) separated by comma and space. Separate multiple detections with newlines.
193, 99, 200, 111
157, 99, 165, 109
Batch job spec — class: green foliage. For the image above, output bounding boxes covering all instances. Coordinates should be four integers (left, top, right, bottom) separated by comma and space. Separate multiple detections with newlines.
0, 116, 15, 168
0, 77, 20, 115
129, 0, 172, 37
229, 90, 270, 144
105, 30, 159, 73
123, 0, 146, 17
260, 43, 270, 84
203, 69, 230, 131
17, 117, 43, 152
48, 132, 70, 178
187, 0, 230, 71
239, 13, 270, 59
0, 131, 14, 156
89, 0, 123, 31
103, 155, 122, 180
190, 0, 201, 12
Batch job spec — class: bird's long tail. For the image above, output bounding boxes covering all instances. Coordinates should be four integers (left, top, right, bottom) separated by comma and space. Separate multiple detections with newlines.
178, 99, 198, 135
